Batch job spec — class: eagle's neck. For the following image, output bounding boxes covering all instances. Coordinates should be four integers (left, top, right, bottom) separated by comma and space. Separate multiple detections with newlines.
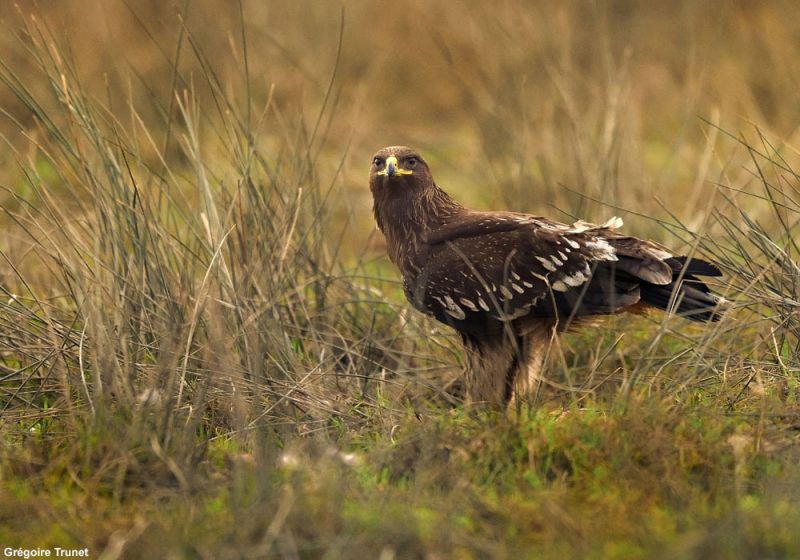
373, 183, 463, 272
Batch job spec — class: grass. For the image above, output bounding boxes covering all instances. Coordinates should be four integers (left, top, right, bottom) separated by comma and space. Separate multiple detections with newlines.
1, 1, 800, 558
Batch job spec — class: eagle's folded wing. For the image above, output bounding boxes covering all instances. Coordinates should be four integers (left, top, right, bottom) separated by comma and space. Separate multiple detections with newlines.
408, 212, 624, 334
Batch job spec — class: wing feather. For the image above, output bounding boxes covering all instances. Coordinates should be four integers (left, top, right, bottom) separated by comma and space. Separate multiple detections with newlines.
406, 212, 620, 334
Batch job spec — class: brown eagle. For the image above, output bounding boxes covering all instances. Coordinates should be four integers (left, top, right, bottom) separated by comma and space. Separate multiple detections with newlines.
369, 146, 726, 407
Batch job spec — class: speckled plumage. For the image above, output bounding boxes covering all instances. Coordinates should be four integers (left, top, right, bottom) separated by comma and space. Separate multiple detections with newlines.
369, 146, 726, 407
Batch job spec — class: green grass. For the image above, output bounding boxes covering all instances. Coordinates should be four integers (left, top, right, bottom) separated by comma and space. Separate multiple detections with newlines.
1, 1, 800, 558
2, 402, 799, 558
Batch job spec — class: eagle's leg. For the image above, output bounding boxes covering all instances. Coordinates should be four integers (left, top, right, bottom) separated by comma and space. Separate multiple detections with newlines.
462, 331, 518, 408
509, 321, 556, 406
462, 321, 555, 408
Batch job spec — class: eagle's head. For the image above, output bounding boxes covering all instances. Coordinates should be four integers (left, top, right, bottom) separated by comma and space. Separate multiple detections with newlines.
368, 146, 434, 200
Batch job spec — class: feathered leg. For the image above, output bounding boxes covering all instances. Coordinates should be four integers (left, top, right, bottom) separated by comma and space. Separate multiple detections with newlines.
462, 331, 517, 407
509, 321, 555, 405
462, 321, 555, 408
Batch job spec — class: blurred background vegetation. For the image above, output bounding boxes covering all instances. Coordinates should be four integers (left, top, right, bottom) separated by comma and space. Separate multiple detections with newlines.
1, 1, 799, 558
3, 0, 800, 231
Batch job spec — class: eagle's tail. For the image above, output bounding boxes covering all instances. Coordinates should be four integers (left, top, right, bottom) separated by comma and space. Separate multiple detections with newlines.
639, 256, 727, 322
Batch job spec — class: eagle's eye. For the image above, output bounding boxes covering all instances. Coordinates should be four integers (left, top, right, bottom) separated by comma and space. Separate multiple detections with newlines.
373, 156, 384, 168
405, 156, 418, 169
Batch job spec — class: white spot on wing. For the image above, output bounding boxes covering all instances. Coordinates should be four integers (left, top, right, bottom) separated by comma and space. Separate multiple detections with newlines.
603, 216, 624, 229
568, 221, 593, 233
568, 216, 623, 234
585, 239, 618, 261
445, 307, 466, 320
562, 271, 587, 287
536, 256, 557, 272
551, 280, 569, 292
442, 295, 466, 320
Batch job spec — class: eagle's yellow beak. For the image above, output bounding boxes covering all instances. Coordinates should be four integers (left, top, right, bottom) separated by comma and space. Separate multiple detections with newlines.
378, 155, 413, 177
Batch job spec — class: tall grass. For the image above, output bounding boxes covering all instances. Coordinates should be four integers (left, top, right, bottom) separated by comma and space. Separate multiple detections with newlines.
0, 2, 799, 558
0, 9, 453, 453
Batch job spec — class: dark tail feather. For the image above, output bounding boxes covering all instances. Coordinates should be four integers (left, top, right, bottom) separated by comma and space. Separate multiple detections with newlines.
640, 256, 727, 322
640, 279, 726, 322
667, 256, 723, 277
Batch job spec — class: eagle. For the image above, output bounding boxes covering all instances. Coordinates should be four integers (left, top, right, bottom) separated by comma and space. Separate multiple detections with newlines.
369, 146, 726, 408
